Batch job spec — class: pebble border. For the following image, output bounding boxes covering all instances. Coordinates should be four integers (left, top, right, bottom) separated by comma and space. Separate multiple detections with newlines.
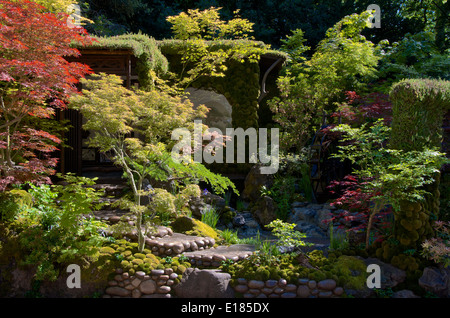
144, 237, 216, 257
233, 278, 344, 298
104, 267, 344, 298
103, 268, 176, 298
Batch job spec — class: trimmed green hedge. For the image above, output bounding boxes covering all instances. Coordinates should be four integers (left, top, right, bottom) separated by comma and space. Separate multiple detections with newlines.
389, 78, 450, 152
158, 39, 287, 130
386, 78, 450, 250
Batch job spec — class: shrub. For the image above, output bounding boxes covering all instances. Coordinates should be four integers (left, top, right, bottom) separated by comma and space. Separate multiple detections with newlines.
13, 174, 108, 281
389, 78, 450, 152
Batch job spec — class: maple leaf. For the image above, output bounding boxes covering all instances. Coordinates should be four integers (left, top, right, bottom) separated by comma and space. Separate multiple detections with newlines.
0, 0, 93, 190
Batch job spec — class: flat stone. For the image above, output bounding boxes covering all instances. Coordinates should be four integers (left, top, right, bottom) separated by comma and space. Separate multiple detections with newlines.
318, 279, 337, 291
105, 287, 130, 297
132, 289, 142, 298
297, 285, 310, 298
285, 284, 297, 292
151, 269, 165, 276
135, 271, 146, 279
248, 280, 265, 289
248, 288, 261, 295
131, 278, 141, 288
273, 287, 284, 294
308, 280, 317, 289
234, 285, 248, 294
139, 280, 157, 295
157, 286, 171, 294
261, 288, 273, 295
265, 280, 278, 288
333, 287, 344, 296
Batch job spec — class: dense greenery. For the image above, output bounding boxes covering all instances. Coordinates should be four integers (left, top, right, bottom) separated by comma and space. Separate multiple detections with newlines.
269, 11, 380, 150
1, 0, 449, 298
80, 0, 449, 53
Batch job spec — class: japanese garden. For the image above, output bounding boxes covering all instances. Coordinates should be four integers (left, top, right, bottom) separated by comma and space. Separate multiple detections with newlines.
0, 0, 449, 301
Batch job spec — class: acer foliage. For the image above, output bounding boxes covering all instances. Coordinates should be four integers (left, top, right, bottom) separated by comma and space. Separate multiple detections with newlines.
0, 0, 93, 190
327, 175, 393, 245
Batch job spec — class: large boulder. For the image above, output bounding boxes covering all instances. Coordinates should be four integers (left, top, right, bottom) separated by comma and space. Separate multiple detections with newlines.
185, 87, 233, 133
250, 195, 277, 227
362, 257, 406, 289
419, 266, 450, 298
170, 216, 219, 240
242, 164, 274, 202
174, 268, 234, 298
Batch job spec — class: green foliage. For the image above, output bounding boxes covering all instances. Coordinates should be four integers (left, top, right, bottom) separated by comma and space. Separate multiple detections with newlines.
200, 205, 220, 229
266, 219, 310, 249
78, 33, 169, 90
329, 222, 350, 252
269, 11, 380, 150
260, 175, 297, 220
378, 32, 450, 86
164, 7, 268, 91
170, 216, 219, 240
70, 72, 236, 251
108, 239, 189, 276
389, 78, 450, 152
219, 228, 240, 245
12, 173, 108, 281
332, 119, 447, 249
0, 189, 32, 222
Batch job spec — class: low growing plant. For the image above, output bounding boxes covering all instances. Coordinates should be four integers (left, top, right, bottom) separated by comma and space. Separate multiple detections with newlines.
14, 173, 108, 281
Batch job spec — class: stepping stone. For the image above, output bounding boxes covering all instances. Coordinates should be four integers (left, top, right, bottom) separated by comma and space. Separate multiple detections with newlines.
182, 244, 256, 267
145, 232, 215, 257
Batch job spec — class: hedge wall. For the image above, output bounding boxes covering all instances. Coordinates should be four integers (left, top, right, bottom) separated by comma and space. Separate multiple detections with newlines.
387, 79, 450, 250
158, 39, 287, 130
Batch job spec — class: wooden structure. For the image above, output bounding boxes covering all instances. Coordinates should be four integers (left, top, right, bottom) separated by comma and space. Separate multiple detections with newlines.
61, 48, 139, 176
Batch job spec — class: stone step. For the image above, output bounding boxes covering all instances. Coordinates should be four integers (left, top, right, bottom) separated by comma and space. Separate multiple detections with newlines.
182, 244, 256, 267
144, 233, 216, 257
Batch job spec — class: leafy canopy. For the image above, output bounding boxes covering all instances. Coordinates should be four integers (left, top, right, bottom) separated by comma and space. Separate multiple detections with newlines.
270, 11, 380, 150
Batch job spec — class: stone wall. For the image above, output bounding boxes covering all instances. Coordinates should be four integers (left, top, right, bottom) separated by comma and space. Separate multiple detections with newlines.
104, 268, 176, 298
104, 267, 344, 299
233, 278, 344, 298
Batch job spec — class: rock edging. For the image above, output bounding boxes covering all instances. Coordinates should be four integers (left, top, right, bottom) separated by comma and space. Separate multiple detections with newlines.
233, 278, 344, 298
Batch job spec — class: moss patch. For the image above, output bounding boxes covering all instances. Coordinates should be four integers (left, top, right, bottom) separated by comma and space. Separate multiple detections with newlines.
170, 216, 219, 240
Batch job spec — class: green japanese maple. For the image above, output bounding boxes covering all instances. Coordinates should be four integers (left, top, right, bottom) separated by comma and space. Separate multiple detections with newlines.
70, 73, 236, 251
332, 119, 447, 250
270, 11, 380, 150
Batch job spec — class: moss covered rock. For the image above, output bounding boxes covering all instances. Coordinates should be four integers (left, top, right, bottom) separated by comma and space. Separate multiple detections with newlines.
170, 216, 218, 240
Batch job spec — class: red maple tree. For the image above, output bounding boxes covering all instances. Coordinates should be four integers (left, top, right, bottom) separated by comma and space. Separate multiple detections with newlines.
0, 0, 93, 190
